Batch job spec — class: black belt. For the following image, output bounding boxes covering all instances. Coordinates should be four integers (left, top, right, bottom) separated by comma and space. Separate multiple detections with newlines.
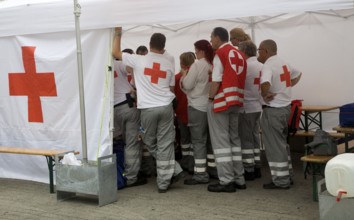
262, 105, 290, 109
114, 100, 129, 108
262, 105, 274, 109
114, 93, 135, 108
262, 105, 271, 109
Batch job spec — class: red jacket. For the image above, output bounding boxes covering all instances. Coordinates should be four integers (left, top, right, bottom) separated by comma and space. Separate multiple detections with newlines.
175, 72, 188, 124
213, 44, 247, 112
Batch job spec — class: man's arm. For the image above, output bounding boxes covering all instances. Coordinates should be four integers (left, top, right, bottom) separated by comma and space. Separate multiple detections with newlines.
209, 55, 223, 99
261, 82, 275, 103
170, 86, 175, 94
209, 82, 220, 99
112, 27, 123, 60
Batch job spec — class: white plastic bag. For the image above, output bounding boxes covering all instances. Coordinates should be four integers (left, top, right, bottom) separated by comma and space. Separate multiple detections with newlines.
60, 152, 82, 166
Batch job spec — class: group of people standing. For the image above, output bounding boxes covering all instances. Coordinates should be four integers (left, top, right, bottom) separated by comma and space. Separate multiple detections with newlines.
112, 25, 302, 193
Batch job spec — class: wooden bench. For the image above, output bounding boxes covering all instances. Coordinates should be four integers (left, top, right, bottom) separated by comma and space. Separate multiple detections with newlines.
0, 146, 79, 194
294, 130, 345, 138
300, 154, 334, 201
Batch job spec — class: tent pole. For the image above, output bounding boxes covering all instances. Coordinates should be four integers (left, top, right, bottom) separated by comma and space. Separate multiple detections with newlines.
250, 17, 256, 43
73, 0, 88, 162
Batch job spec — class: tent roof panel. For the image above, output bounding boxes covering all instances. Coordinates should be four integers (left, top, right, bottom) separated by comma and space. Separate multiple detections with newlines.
0, 0, 353, 36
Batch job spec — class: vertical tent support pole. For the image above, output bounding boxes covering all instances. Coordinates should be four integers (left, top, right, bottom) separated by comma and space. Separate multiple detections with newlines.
73, 0, 88, 162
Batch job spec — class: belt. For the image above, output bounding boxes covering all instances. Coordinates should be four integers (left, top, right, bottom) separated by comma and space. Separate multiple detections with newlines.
114, 100, 129, 108
262, 105, 290, 109
262, 105, 274, 109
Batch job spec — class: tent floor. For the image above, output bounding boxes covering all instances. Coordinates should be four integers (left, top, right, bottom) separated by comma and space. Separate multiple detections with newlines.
0, 148, 321, 220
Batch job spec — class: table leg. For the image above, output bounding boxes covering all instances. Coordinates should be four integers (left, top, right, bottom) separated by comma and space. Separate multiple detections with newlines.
304, 112, 310, 143
304, 112, 309, 131
45, 156, 55, 193
312, 172, 318, 202
345, 134, 349, 153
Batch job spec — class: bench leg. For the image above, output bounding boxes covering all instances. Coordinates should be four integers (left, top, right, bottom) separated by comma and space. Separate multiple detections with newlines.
45, 156, 55, 194
309, 163, 326, 202
312, 172, 318, 202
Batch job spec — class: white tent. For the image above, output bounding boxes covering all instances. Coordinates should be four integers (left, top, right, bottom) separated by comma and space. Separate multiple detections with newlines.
0, 0, 354, 183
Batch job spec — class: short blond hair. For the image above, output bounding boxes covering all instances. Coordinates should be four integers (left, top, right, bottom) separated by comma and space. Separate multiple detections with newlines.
230, 28, 251, 42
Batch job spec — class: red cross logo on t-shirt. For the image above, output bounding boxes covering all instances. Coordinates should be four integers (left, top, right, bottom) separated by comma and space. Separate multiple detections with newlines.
230, 50, 244, 74
8, 46, 57, 123
144, 62, 167, 84
280, 65, 291, 87
254, 71, 261, 89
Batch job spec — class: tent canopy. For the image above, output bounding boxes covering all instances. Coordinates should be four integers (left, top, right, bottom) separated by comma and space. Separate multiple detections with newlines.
1, 0, 354, 184
0, 0, 353, 37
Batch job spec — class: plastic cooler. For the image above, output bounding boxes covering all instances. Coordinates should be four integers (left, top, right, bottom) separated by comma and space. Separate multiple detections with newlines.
318, 179, 354, 220
325, 153, 354, 199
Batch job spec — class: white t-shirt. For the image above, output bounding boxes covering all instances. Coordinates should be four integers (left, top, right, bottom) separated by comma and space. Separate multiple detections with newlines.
163, 50, 175, 73
122, 52, 175, 109
240, 56, 262, 113
181, 58, 211, 112
113, 60, 133, 105
260, 55, 301, 107
211, 43, 230, 82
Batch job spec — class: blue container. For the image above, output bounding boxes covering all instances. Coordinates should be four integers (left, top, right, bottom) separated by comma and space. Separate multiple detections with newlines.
340, 103, 354, 127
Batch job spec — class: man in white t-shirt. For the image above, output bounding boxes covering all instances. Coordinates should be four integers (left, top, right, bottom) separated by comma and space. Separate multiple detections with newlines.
238, 41, 263, 181
113, 48, 147, 188
112, 27, 184, 193
257, 39, 302, 190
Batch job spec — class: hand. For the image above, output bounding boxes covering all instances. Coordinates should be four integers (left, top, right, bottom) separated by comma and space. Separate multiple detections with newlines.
181, 69, 188, 77
115, 27, 122, 33
263, 92, 276, 103
114, 27, 122, 37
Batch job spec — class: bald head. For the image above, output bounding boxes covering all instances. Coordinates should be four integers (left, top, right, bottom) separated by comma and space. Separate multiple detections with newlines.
261, 39, 277, 55
257, 39, 278, 64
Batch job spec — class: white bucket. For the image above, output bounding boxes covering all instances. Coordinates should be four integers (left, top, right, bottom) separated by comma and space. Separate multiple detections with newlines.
325, 153, 354, 199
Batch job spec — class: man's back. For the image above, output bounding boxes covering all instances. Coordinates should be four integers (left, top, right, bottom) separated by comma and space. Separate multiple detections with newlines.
261, 55, 301, 107
122, 52, 175, 109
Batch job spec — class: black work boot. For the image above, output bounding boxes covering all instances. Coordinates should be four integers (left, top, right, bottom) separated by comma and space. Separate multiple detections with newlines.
207, 182, 236, 193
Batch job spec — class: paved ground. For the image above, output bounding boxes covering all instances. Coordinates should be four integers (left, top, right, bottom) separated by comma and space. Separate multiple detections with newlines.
0, 151, 321, 220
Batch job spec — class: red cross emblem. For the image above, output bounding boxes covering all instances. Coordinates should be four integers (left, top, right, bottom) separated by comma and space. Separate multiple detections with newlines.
280, 65, 291, 87
229, 50, 244, 74
144, 62, 166, 84
254, 71, 261, 89
8, 46, 57, 123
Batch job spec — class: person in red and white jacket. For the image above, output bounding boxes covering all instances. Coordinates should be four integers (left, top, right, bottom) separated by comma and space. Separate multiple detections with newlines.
207, 27, 247, 193
258, 39, 302, 190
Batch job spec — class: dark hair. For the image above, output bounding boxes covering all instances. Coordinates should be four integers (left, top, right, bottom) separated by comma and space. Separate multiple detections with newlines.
212, 27, 229, 42
149, 33, 166, 51
238, 41, 257, 57
122, 48, 134, 54
194, 39, 214, 65
136, 45, 148, 55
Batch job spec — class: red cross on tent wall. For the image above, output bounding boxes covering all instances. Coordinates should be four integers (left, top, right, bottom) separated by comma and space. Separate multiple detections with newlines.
8, 46, 57, 123
280, 65, 291, 87
144, 62, 167, 84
